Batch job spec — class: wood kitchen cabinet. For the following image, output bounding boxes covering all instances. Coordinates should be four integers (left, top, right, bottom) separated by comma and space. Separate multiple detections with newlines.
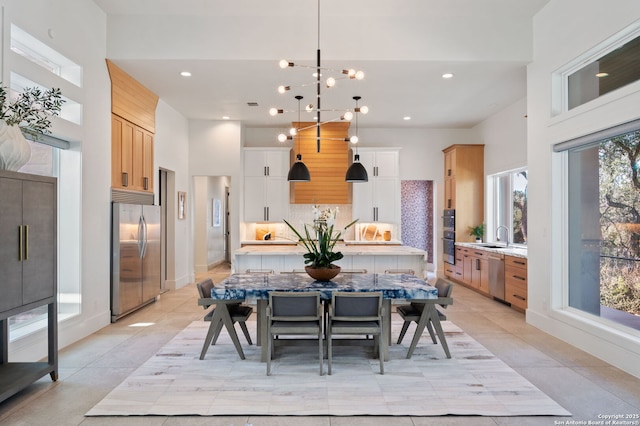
459, 246, 489, 294
107, 60, 158, 194
0, 171, 57, 403
111, 114, 154, 192
505, 255, 528, 311
442, 144, 484, 243
352, 148, 400, 223
243, 148, 290, 222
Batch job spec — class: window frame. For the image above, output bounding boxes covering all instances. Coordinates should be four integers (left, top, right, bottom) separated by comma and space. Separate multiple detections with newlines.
487, 167, 528, 248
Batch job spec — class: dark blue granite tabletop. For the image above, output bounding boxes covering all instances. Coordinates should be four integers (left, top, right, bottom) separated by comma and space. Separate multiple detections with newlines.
211, 273, 438, 301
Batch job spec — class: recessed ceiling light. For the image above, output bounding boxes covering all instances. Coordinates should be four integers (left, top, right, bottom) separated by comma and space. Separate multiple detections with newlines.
442, 73, 454, 79
403, 116, 411, 121
596, 72, 609, 78
222, 116, 230, 120
180, 71, 191, 77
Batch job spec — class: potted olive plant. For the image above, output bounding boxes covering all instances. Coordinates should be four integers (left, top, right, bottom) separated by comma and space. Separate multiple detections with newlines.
468, 224, 485, 243
0, 84, 64, 171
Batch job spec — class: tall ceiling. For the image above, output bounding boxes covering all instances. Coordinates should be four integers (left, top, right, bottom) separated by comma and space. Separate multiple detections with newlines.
93, 0, 550, 129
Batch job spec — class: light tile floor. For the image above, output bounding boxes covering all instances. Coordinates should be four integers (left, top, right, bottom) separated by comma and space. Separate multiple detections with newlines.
1, 263, 639, 425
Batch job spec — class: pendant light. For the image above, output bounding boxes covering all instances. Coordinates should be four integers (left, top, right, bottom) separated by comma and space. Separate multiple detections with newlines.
345, 96, 368, 182
287, 95, 311, 182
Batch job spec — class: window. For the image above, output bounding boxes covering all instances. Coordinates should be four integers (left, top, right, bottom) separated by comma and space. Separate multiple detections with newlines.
10, 24, 83, 87
562, 122, 640, 331
10, 72, 83, 126
489, 168, 528, 246
555, 23, 640, 115
567, 33, 640, 110
7, 26, 82, 341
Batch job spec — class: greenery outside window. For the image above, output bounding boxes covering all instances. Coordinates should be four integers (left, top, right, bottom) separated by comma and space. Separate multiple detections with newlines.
562, 123, 640, 331
489, 168, 528, 246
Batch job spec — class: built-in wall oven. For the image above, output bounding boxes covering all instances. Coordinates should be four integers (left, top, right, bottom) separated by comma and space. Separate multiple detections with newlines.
443, 209, 455, 265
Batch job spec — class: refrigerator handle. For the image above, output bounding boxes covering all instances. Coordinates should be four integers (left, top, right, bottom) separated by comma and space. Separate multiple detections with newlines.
141, 215, 148, 258
138, 216, 144, 258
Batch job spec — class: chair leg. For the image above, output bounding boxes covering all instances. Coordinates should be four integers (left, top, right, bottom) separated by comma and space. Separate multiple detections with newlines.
378, 332, 384, 375
397, 321, 411, 344
210, 319, 225, 345
429, 310, 451, 359
239, 321, 253, 345
266, 333, 272, 376
200, 319, 219, 360
318, 331, 324, 376
327, 327, 333, 375
426, 320, 437, 344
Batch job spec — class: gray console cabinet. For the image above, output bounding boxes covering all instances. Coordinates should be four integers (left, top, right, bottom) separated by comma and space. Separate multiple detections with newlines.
0, 170, 57, 403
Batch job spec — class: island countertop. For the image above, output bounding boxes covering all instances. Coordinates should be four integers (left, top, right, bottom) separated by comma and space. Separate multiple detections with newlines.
235, 244, 427, 257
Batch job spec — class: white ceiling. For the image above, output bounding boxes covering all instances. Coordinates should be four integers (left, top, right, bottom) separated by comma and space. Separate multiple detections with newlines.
93, 0, 550, 129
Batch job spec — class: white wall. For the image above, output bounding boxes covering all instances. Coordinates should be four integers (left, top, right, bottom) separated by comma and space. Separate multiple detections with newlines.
527, 0, 640, 378
474, 97, 528, 176
155, 100, 190, 289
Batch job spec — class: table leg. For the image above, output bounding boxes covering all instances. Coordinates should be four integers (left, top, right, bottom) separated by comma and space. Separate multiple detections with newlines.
258, 299, 268, 362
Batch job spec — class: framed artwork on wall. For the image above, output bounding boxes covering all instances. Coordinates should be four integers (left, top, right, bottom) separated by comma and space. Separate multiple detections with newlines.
178, 191, 186, 220
213, 198, 221, 227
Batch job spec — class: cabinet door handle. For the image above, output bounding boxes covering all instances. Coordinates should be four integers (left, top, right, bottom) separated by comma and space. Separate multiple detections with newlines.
122, 172, 128, 187
24, 225, 29, 260
447, 199, 451, 209
513, 275, 526, 281
18, 226, 23, 261
514, 260, 526, 265
447, 168, 451, 177
513, 294, 526, 301
267, 166, 270, 176
475, 258, 480, 270
143, 177, 149, 190
266, 206, 270, 221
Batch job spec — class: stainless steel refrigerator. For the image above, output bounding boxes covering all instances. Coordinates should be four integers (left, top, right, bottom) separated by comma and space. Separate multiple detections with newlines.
111, 203, 161, 322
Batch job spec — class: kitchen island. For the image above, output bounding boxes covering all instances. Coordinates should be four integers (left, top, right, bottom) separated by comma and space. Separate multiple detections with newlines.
234, 244, 428, 278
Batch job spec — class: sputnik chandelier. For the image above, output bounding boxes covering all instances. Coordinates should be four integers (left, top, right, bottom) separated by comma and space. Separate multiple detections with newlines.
269, 0, 369, 182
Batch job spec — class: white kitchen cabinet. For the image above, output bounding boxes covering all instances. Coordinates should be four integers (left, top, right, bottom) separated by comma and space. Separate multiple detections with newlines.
352, 148, 400, 224
243, 148, 290, 222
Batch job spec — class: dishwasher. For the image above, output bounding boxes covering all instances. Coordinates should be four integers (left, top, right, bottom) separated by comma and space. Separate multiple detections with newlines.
488, 254, 505, 300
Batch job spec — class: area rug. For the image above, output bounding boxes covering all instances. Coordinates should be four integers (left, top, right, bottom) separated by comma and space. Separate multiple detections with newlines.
86, 320, 571, 417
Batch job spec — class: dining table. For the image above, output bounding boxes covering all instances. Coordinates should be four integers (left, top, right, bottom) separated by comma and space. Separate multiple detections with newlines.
209, 272, 443, 362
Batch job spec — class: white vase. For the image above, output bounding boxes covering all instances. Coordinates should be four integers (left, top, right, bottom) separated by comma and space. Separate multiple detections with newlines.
0, 121, 31, 171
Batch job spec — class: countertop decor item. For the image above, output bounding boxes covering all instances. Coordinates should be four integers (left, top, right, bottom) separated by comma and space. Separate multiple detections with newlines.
284, 205, 357, 280
468, 223, 485, 242
0, 84, 64, 171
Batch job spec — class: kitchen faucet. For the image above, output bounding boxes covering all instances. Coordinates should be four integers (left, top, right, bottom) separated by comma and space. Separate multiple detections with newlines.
496, 225, 510, 247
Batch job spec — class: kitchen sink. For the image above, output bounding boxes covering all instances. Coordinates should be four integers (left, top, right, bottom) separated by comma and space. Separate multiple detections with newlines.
471, 243, 507, 249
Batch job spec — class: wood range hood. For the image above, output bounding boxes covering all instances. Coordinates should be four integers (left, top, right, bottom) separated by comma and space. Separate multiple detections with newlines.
289, 122, 351, 205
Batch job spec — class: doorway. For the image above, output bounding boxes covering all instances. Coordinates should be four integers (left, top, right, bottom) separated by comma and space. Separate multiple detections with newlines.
193, 176, 232, 273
